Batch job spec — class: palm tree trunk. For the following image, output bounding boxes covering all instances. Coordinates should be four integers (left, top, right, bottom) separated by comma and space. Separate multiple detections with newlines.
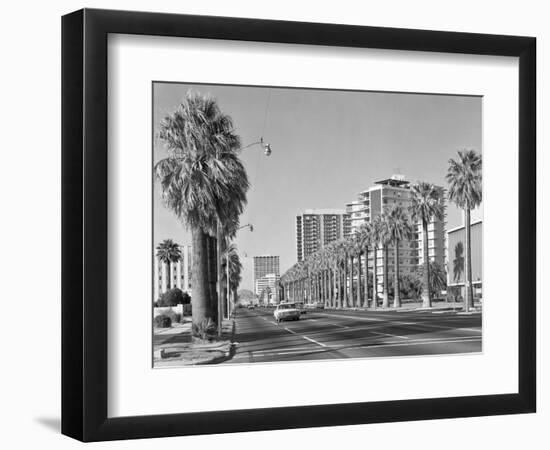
216, 224, 223, 335
363, 248, 369, 308
357, 253, 362, 307
344, 256, 349, 308
349, 256, 354, 307
464, 208, 474, 311
393, 240, 401, 308
335, 265, 340, 308
322, 269, 329, 304
382, 246, 389, 308
332, 266, 337, 308
191, 227, 210, 326
206, 235, 217, 321
422, 219, 432, 308
372, 247, 378, 309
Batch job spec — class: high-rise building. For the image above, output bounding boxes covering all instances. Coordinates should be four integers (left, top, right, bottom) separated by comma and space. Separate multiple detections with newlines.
295, 209, 351, 261
255, 273, 279, 304
347, 174, 447, 296
153, 244, 193, 302
253, 255, 280, 297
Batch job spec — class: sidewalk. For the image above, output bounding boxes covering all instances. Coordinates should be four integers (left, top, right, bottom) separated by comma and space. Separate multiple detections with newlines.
324, 301, 482, 313
153, 319, 235, 367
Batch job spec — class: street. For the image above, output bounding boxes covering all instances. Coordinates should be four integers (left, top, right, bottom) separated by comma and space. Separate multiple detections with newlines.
225, 307, 481, 364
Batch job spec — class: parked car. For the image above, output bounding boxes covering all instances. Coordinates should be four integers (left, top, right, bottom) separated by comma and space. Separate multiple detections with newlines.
247, 304, 255, 309
295, 302, 306, 314
274, 303, 300, 323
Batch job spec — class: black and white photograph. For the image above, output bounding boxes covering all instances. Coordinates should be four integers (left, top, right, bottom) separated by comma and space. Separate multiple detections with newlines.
152, 83, 483, 367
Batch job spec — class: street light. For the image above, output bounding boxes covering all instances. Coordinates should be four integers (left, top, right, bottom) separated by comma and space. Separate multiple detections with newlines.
217, 140, 272, 337
241, 137, 272, 156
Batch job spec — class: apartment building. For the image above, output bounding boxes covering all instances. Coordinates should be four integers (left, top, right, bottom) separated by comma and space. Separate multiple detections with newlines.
296, 209, 351, 261
153, 244, 193, 302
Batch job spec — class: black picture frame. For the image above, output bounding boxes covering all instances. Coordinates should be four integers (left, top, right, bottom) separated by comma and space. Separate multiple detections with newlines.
62, 8, 536, 442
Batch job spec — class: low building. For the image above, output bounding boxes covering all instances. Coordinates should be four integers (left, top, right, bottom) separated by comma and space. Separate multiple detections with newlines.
153, 245, 192, 302
446, 220, 483, 300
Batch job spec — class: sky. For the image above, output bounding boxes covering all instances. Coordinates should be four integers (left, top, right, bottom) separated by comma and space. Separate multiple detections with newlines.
153, 83, 482, 291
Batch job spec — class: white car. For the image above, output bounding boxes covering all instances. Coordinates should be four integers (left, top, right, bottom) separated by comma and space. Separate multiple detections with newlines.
274, 303, 301, 323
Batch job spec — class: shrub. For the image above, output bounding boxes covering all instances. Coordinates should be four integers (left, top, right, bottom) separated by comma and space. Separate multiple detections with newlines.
154, 314, 172, 328
387, 274, 422, 300
192, 318, 216, 341
181, 291, 191, 304
158, 288, 185, 307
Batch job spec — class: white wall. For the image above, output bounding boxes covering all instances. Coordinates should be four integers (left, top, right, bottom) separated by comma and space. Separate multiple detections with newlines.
0, 0, 546, 449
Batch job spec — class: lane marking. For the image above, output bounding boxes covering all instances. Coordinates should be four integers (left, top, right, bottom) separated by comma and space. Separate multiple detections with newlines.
328, 322, 350, 329
302, 336, 328, 347
371, 331, 410, 340
318, 313, 382, 321
230, 336, 481, 360
283, 326, 327, 347
353, 336, 480, 351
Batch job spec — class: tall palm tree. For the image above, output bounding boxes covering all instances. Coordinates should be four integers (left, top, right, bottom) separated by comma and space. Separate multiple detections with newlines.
410, 182, 445, 308
324, 242, 337, 308
386, 205, 414, 308
337, 239, 350, 308
446, 150, 482, 311
155, 239, 182, 290
373, 215, 391, 308
357, 221, 374, 308
351, 235, 363, 308
155, 91, 250, 329
371, 216, 387, 309
222, 242, 242, 317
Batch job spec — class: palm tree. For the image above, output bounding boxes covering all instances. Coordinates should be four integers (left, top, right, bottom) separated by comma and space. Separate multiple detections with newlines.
155, 92, 250, 329
373, 215, 391, 308
370, 216, 387, 309
417, 261, 447, 299
357, 221, 375, 308
155, 239, 182, 290
446, 150, 482, 311
222, 242, 242, 317
410, 182, 445, 308
337, 239, 350, 308
351, 235, 363, 308
386, 205, 414, 308
324, 242, 337, 308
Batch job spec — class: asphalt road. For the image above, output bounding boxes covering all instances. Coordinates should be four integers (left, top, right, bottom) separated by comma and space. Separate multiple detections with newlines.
225, 307, 482, 364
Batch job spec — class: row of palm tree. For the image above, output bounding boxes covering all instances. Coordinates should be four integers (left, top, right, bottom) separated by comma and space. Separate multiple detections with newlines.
280, 203, 420, 309
155, 92, 249, 329
280, 150, 481, 311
